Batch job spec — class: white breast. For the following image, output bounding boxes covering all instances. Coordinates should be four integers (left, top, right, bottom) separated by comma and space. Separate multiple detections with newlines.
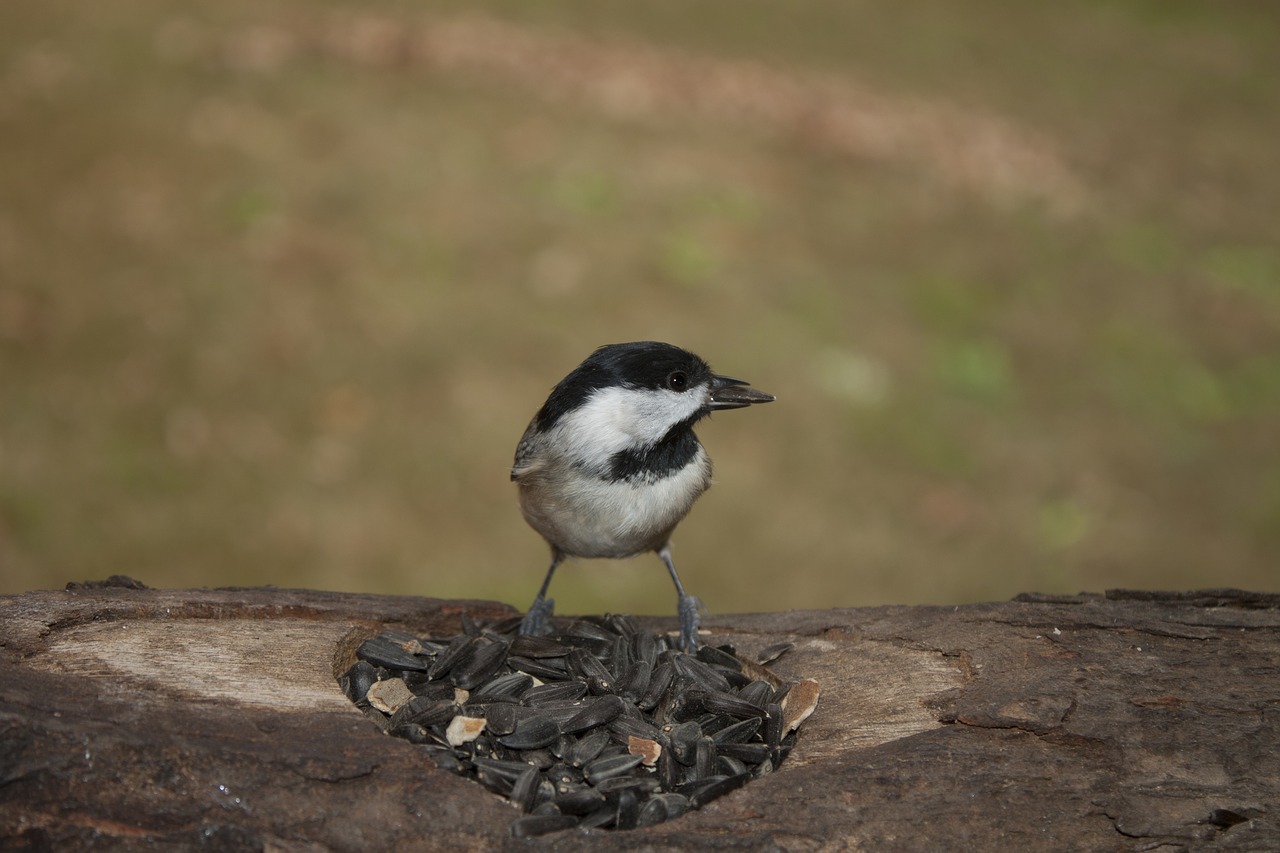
517, 446, 712, 559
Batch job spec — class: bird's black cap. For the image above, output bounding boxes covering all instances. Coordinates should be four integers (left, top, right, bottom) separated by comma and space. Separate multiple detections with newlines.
534, 342, 716, 432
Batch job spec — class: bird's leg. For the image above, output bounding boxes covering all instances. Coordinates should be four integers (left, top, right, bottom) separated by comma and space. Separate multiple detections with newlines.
658, 543, 702, 653
519, 550, 563, 637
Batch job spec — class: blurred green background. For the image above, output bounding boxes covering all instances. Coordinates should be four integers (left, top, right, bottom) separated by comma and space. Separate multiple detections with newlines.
3, 1, 1278, 617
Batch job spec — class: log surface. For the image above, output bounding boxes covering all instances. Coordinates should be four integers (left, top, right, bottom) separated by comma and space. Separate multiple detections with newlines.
1, 582, 1277, 851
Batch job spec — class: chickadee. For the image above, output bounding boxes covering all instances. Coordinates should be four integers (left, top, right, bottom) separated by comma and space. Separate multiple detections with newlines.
512, 341, 774, 652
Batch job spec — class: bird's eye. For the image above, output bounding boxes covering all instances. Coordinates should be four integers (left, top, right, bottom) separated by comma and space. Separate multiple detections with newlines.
666, 371, 689, 392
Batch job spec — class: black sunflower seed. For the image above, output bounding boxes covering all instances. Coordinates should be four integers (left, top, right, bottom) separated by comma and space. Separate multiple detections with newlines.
477, 769, 513, 796
484, 702, 519, 737
405, 676, 455, 701
764, 702, 784, 749
671, 653, 732, 694
566, 619, 619, 644
569, 648, 617, 694
577, 805, 616, 830
427, 749, 465, 773
776, 730, 798, 765
340, 660, 378, 704
472, 672, 533, 701
608, 635, 633, 681
567, 728, 610, 768
702, 690, 769, 719
391, 696, 458, 729
694, 737, 717, 781
519, 747, 558, 770
510, 634, 572, 658
585, 753, 644, 785
388, 722, 435, 745
606, 715, 661, 743
717, 741, 771, 764
716, 667, 754, 690
652, 792, 690, 819
696, 713, 738, 736
694, 644, 740, 670
562, 694, 625, 734
559, 635, 614, 657
466, 695, 520, 713
683, 771, 751, 808
428, 635, 476, 681
522, 680, 588, 706
510, 765, 541, 813
554, 785, 605, 815
620, 659, 652, 701
756, 641, 794, 665
614, 787, 640, 831
483, 614, 525, 635
471, 757, 532, 783
713, 717, 766, 746
632, 630, 660, 668
546, 763, 582, 790
498, 714, 561, 750
595, 774, 659, 795
636, 794, 668, 827
344, 619, 817, 838
637, 662, 674, 712
594, 742, 630, 761
667, 688, 705, 722
736, 679, 775, 708
546, 735, 573, 762
451, 640, 509, 690
531, 701, 600, 730
667, 720, 702, 765
604, 613, 638, 637
356, 633, 431, 672
504, 655, 569, 680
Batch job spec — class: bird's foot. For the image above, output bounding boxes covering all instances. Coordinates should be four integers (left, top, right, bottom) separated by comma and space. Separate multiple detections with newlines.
519, 595, 555, 637
677, 594, 703, 653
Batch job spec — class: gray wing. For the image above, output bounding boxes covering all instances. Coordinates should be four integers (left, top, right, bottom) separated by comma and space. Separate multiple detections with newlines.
510, 420, 544, 481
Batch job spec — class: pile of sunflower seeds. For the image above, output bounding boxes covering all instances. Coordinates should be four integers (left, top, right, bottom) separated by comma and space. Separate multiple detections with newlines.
340, 615, 819, 837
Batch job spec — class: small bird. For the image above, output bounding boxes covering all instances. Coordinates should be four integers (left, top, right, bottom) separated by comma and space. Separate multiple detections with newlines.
512, 341, 774, 652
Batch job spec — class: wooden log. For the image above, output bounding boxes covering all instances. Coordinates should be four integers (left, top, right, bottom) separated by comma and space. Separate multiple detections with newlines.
1, 580, 1277, 850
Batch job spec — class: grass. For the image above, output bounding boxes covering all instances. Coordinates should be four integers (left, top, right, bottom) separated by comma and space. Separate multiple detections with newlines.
2, 0, 1278, 618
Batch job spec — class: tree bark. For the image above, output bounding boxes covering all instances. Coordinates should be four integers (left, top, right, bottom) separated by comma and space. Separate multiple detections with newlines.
1, 581, 1276, 851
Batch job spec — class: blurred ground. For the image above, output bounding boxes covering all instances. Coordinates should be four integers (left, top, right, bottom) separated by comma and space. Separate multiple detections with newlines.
2, 1, 1278, 616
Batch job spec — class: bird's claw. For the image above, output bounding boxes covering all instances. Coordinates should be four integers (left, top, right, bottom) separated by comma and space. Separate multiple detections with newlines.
677, 594, 703, 653
520, 596, 555, 637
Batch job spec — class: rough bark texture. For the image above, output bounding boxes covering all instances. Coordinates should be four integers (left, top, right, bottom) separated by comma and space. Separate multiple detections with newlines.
1, 581, 1277, 851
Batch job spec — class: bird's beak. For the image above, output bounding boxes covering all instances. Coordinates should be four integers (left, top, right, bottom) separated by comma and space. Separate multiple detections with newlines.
709, 375, 776, 410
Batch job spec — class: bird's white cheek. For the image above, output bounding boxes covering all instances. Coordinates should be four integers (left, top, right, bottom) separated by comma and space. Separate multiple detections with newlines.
554, 394, 633, 462
631, 390, 708, 441
558, 387, 707, 460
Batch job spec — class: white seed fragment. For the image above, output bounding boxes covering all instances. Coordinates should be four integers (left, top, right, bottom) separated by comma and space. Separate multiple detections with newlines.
446, 715, 487, 747
628, 736, 662, 767
366, 678, 414, 714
